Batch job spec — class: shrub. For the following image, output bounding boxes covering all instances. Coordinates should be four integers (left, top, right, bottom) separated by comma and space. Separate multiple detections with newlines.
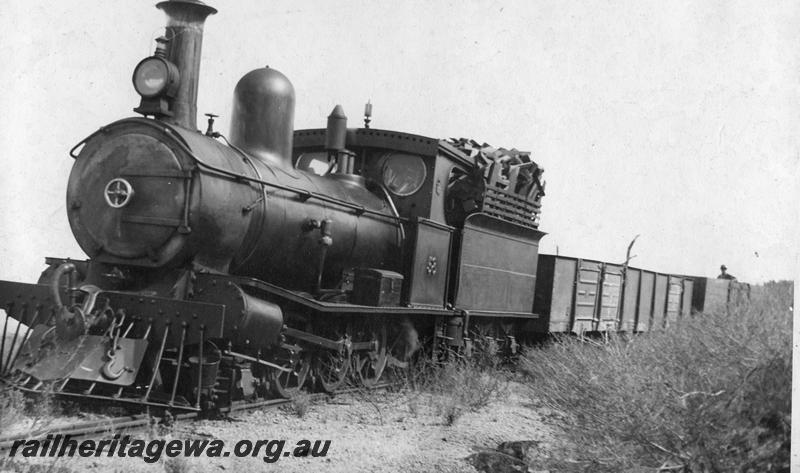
521, 281, 792, 472
398, 351, 508, 425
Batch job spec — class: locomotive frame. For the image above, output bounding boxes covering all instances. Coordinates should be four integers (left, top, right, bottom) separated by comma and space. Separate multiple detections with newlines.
0, 0, 548, 414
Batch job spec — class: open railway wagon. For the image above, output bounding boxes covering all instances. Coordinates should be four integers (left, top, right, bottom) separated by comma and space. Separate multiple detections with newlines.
0, 0, 549, 415
691, 277, 751, 314
532, 254, 750, 334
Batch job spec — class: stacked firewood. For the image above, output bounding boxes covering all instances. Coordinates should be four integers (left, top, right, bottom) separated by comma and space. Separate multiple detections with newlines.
446, 138, 545, 201
444, 138, 545, 228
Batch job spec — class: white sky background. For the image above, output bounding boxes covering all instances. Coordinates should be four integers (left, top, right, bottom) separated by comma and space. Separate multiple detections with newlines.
0, 0, 797, 283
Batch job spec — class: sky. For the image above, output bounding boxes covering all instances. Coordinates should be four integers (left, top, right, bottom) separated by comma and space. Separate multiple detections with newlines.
0, 0, 797, 283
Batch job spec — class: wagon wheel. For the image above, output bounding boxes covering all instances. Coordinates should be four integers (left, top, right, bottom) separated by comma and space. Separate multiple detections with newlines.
314, 347, 351, 393
353, 324, 388, 387
269, 349, 311, 399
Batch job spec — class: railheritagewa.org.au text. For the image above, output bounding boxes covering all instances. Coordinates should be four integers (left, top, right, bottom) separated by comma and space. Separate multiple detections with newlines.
8, 434, 331, 463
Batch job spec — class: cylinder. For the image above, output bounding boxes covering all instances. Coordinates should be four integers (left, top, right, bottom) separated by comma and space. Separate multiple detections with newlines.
230, 67, 296, 168
234, 292, 284, 347
156, 0, 217, 131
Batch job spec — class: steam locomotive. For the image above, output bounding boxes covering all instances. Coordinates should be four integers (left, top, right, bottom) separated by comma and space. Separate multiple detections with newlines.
0, 0, 746, 412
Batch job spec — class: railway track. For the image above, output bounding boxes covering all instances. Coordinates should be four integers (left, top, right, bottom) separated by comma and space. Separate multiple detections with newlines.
0, 382, 395, 451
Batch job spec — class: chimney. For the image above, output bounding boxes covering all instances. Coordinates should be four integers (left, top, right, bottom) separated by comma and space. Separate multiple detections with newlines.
156, 0, 217, 130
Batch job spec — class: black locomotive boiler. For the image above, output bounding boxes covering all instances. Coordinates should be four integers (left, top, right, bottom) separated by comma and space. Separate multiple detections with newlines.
0, 0, 548, 411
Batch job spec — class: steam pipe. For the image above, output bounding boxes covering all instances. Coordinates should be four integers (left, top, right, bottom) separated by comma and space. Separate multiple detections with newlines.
156, 0, 217, 130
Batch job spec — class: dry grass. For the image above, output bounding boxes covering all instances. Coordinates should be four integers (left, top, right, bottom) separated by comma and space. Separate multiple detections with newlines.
289, 392, 311, 418
521, 280, 792, 472
0, 458, 75, 473
163, 457, 193, 473
395, 349, 509, 425
0, 385, 66, 440
0, 386, 25, 432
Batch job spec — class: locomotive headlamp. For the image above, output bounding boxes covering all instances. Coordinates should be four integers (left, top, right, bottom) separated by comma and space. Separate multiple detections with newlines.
132, 56, 179, 98
132, 36, 180, 119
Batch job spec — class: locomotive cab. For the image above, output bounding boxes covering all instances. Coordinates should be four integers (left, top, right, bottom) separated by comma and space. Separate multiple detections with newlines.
292, 122, 547, 317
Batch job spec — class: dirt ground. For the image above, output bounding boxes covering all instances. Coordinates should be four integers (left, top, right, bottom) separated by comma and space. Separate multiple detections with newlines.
1, 381, 562, 473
